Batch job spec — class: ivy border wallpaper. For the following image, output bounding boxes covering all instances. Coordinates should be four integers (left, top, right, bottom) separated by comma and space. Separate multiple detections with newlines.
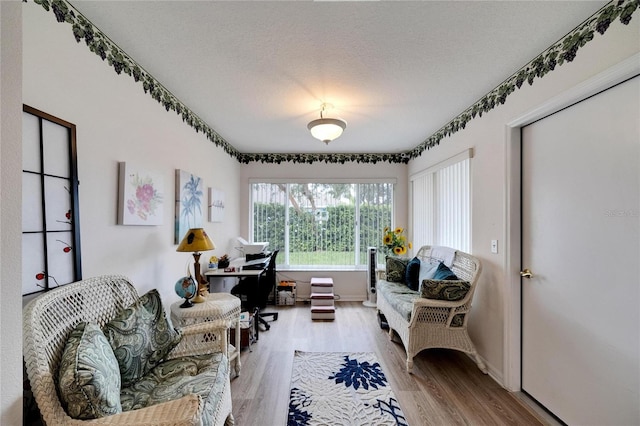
27, 0, 640, 165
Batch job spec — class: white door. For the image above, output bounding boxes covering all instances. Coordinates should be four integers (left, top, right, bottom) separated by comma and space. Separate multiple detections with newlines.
521, 76, 639, 425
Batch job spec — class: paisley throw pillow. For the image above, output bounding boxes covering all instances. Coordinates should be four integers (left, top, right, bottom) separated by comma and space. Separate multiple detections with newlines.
58, 322, 122, 419
103, 289, 181, 387
385, 256, 409, 283
420, 279, 471, 301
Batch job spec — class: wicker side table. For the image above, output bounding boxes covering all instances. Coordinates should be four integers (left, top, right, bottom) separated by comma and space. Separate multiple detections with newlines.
170, 292, 242, 376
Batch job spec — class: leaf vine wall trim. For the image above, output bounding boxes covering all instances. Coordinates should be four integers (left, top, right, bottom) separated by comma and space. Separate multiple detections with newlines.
27, 0, 639, 165
28, 0, 240, 160
405, 0, 639, 161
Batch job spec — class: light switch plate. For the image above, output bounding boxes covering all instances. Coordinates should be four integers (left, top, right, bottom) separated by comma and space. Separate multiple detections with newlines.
491, 239, 498, 254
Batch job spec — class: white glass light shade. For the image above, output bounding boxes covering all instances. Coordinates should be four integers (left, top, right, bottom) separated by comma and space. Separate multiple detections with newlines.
307, 118, 347, 144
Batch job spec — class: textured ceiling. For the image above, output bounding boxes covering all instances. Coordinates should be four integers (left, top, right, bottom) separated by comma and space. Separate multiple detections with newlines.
68, 0, 607, 155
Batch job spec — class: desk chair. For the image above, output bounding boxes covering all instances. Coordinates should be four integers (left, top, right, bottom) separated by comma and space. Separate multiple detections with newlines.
232, 250, 279, 331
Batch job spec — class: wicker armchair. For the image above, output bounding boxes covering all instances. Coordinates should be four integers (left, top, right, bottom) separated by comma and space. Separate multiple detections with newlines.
377, 246, 486, 373
23, 275, 234, 425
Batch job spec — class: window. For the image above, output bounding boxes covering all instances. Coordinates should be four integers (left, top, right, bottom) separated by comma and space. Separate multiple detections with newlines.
411, 149, 471, 252
250, 181, 394, 268
22, 105, 82, 295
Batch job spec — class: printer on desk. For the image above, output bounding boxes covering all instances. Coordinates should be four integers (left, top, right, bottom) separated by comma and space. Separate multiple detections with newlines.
236, 237, 270, 270
236, 237, 268, 255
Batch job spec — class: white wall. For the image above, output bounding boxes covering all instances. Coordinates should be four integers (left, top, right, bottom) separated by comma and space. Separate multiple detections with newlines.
7, 7, 638, 424
408, 20, 640, 383
239, 161, 408, 300
22, 3, 242, 307
1, 2, 24, 424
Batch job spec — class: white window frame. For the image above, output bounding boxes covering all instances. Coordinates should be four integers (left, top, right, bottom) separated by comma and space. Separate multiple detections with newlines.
249, 178, 396, 270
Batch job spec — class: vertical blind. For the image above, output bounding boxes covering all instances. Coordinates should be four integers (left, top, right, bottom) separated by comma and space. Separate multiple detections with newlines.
411, 150, 471, 253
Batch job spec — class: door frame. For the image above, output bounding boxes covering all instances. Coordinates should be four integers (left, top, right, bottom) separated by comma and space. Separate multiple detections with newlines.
502, 53, 640, 392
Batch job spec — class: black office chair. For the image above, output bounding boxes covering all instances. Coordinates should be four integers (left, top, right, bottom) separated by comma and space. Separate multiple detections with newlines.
231, 250, 279, 332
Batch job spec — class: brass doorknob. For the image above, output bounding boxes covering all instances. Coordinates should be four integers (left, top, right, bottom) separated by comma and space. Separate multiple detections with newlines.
520, 269, 533, 279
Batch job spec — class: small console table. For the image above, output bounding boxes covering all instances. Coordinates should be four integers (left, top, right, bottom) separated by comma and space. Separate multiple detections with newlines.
170, 292, 242, 376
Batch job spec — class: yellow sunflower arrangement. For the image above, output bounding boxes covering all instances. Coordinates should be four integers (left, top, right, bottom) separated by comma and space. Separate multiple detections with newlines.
382, 226, 412, 256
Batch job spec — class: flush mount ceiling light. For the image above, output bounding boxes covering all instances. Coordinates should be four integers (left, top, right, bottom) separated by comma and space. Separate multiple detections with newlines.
307, 103, 347, 145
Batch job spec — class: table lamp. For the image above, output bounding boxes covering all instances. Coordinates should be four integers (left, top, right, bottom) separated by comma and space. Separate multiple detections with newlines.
176, 228, 215, 303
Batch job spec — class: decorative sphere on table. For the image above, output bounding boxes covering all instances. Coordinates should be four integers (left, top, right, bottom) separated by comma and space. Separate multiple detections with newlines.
175, 276, 197, 308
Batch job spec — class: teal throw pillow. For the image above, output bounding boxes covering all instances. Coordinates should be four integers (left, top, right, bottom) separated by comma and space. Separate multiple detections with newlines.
405, 257, 421, 291
58, 322, 122, 419
420, 279, 471, 301
385, 256, 409, 283
432, 262, 458, 280
103, 289, 181, 387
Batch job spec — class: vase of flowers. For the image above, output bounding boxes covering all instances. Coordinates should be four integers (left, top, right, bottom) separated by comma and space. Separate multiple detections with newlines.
382, 227, 411, 256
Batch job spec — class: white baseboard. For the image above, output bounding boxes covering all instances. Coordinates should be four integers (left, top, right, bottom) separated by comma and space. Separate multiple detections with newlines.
466, 352, 504, 388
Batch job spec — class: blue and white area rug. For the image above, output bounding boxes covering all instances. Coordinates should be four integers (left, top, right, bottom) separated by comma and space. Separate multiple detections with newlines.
287, 351, 408, 426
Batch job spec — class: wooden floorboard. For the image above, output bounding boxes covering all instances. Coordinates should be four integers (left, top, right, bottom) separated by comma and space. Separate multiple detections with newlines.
230, 302, 545, 426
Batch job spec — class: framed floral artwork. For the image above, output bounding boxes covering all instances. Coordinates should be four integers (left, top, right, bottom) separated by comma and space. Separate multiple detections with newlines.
175, 169, 204, 243
117, 162, 164, 225
208, 187, 225, 222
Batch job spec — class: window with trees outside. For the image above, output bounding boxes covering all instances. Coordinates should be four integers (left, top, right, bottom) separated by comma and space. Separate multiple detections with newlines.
250, 181, 395, 269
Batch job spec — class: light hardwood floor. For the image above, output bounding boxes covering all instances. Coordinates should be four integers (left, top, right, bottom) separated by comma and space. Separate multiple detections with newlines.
230, 302, 546, 426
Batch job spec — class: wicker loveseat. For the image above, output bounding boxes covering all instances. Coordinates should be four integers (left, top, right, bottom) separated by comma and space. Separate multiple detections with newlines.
376, 245, 487, 374
23, 275, 234, 425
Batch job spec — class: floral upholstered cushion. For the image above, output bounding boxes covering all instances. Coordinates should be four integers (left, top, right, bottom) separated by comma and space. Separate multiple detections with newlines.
58, 322, 122, 419
385, 256, 409, 283
120, 353, 229, 425
103, 289, 182, 387
377, 280, 420, 322
420, 279, 470, 301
